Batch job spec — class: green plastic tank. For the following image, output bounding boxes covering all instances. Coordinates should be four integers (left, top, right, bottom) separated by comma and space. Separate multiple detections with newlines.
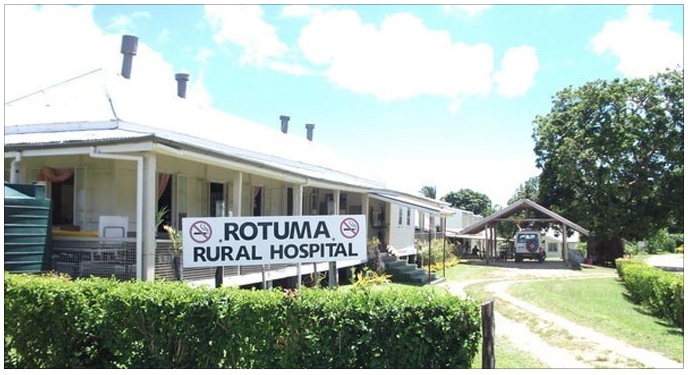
4, 183, 52, 273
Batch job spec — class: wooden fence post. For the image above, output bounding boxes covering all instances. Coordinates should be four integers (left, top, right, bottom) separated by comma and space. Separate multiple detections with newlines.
215, 266, 223, 288
481, 299, 495, 369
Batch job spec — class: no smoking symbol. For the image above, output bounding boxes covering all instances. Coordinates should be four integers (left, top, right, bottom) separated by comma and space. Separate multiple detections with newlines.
340, 218, 360, 239
189, 221, 212, 243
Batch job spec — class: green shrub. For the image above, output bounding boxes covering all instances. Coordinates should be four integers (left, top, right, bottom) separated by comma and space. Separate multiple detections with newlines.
4, 273, 118, 368
646, 228, 683, 254
624, 241, 642, 256
615, 259, 683, 329
4, 272, 481, 369
625, 230, 683, 256
576, 241, 588, 257
417, 239, 457, 267
669, 233, 684, 252
350, 267, 392, 287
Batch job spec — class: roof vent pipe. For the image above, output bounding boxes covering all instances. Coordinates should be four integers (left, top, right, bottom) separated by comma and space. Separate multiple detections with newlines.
280, 115, 290, 133
305, 123, 315, 141
120, 35, 139, 79
175, 73, 189, 98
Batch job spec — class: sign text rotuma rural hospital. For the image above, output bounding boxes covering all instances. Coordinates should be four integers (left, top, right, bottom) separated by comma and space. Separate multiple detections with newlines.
182, 215, 367, 268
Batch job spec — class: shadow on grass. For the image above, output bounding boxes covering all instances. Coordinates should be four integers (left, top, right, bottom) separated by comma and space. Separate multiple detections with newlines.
619, 289, 684, 336
656, 321, 684, 336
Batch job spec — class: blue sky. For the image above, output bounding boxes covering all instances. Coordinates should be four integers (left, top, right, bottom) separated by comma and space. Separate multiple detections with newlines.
3, 3, 684, 207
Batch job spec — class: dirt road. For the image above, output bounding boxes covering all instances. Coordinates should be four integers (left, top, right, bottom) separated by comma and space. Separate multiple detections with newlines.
441, 260, 684, 369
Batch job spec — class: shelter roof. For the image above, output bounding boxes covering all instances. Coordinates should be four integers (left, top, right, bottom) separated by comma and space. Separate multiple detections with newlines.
459, 198, 590, 236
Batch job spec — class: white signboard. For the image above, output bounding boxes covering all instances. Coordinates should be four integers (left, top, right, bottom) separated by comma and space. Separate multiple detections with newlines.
182, 215, 367, 268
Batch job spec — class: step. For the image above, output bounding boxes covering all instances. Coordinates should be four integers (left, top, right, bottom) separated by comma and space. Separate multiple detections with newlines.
379, 253, 397, 261
393, 269, 432, 282
403, 274, 436, 285
398, 268, 427, 277
409, 273, 439, 284
383, 260, 408, 268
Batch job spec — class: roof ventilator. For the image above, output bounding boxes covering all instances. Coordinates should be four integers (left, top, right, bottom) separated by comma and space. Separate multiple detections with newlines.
120, 35, 139, 79
280, 115, 290, 133
175, 73, 189, 98
305, 123, 315, 141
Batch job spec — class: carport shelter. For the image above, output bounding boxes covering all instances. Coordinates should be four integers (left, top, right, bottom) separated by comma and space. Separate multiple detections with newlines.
459, 199, 590, 264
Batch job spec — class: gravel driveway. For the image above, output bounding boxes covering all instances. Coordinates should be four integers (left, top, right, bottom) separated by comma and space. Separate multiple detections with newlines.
441, 257, 684, 369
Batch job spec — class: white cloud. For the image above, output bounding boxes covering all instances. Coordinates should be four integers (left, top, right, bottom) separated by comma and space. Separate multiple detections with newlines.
194, 47, 214, 66
591, 5, 683, 77
443, 4, 492, 17
187, 70, 213, 107
4, 5, 108, 100
199, 5, 538, 106
268, 61, 311, 76
280, 5, 322, 18
4, 5, 212, 107
448, 97, 463, 113
157, 28, 171, 44
107, 10, 150, 34
298, 10, 495, 101
204, 4, 287, 66
493, 46, 539, 98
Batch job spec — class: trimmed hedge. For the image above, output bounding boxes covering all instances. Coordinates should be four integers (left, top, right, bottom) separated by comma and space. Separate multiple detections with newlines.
616, 259, 684, 329
4, 273, 481, 369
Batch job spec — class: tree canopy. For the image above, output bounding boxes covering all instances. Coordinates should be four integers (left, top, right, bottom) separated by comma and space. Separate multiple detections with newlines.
533, 68, 684, 261
508, 176, 539, 205
495, 176, 542, 239
419, 185, 437, 199
442, 188, 493, 217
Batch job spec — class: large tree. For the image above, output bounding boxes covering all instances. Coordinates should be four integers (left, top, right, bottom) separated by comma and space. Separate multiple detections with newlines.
508, 176, 539, 204
419, 185, 437, 199
419, 185, 437, 234
442, 188, 493, 217
496, 176, 542, 239
532, 68, 683, 262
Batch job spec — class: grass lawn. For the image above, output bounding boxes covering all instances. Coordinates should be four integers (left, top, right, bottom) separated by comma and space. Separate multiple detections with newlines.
439, 263, 552, 368
508, 277, 684, 363
442, 261, 505, 281
470, 339, 548, 369
435, 261, 682, 367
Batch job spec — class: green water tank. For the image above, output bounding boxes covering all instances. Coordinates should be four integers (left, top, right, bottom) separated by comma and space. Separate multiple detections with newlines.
4, 183, 52, 273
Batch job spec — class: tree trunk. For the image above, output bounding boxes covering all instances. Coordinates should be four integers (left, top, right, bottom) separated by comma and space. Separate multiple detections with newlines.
588, 236, 624, 266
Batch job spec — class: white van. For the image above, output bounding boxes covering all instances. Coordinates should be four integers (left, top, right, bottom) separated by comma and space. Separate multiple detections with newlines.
514, 230, 546, 263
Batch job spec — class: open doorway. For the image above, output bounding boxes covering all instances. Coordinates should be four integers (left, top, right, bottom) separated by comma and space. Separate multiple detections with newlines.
51, 174, 75, 227
210, 182, 225, 217
37, 166, 76, 229
252, 186, 263, 216
287, 187, 294, 216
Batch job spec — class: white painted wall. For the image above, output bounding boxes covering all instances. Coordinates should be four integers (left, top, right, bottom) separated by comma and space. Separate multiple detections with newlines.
543, 230, 580, 259
388, 203, 416, 255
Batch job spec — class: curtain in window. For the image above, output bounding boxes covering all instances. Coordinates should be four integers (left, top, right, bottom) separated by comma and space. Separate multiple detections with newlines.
37, 166, 74, 183
252, 186, 262, 199
157, 173, 171, 200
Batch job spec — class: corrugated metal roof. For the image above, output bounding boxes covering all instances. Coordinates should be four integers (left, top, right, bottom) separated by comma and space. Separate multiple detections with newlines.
370, 191, 453, 215
4, 68, 388, 190
4, 126, 149, 146
4, 69, 116, 125
459, 199, 590, 236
